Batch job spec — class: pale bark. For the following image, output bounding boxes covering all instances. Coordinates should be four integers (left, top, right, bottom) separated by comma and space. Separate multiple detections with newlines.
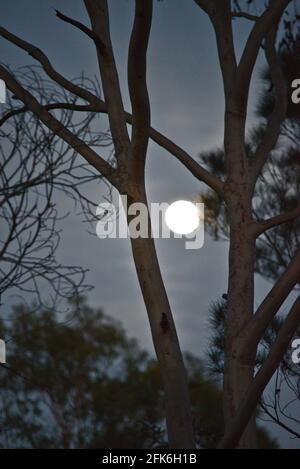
126, 187, 194, 448
131, 233, 195, 447
84, 0, 130, 159
224, 178, 257, 448
194, 0, 292, 448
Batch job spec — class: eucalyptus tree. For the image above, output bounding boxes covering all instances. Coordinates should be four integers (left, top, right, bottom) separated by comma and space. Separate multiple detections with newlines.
0, 0, 298, 448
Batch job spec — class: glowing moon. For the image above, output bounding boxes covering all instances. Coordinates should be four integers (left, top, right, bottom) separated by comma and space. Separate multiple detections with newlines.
165, 200, 200, 235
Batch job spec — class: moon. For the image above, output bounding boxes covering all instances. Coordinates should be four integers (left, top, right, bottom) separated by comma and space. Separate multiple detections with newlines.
165, 200, 200, 235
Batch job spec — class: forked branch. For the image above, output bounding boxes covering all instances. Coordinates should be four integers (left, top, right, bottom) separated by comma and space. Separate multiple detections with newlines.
84, 0, 130, 157
236, 0, 291, 108
128, 0, 153, 165
0, 20, 223, 196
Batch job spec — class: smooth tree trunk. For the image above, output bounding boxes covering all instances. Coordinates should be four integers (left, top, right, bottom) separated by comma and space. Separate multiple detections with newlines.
124, 185, 195, 449
224, 181, 258, 449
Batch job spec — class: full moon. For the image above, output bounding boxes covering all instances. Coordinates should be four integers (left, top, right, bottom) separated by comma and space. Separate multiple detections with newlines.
165, 200, 200, 235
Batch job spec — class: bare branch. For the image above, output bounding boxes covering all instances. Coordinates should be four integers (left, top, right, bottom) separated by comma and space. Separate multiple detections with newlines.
208, 1, 238, 100
254, 206, 300, 238
147, 125, 224, 196
0, 95, 224, 196
250, 26, 288, 184
0, 66, 117, 185
0, 102, 104, 127
194, 1, 241, 179
55, 9, 106, 52
241, 246, 300, 358
0, 19, 222, 194
231, 11, 259, 21
128, 0, 153, 168
0, 26, 99, 105
0, 106, 26, 127
260, 400, 300, 440
236, 0, 291, 110
0, 74, 110, 303
84, 0, 130, 157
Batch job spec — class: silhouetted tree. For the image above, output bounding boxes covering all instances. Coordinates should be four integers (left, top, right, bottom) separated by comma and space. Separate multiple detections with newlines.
0, 67, 110, 306
0, 0, 298, 448
201, 5, 300, 446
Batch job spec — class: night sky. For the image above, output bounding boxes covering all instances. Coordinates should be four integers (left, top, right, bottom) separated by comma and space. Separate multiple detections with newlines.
1, 0, 296, 448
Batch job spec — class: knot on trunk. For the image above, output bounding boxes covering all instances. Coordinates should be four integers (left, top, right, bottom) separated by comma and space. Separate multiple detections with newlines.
160, 312, 170, 334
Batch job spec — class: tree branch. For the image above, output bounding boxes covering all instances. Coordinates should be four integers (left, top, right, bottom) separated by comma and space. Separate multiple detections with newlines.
219, 295, 300, 448
84, 0, 130, 158
250, 25, 288, 184
128, 0, 152, 169
0, 66, 117, 185
205, 1, 238, 100
260, 400, 300, 440
192, 0, 215, 15
1, 100, 224, 196
231, 11, 259, 21
0, 19, 223, 195
147, 125, 224, 196
55, 9, 106, 52
254, 206, 300, 238
0, 102, 103, 127
241, 246, 300, 359
0, 26, 99, 105
236, 0, 291, 112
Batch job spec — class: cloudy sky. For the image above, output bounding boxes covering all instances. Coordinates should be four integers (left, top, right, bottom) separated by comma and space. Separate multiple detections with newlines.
1, 0, 297, 448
